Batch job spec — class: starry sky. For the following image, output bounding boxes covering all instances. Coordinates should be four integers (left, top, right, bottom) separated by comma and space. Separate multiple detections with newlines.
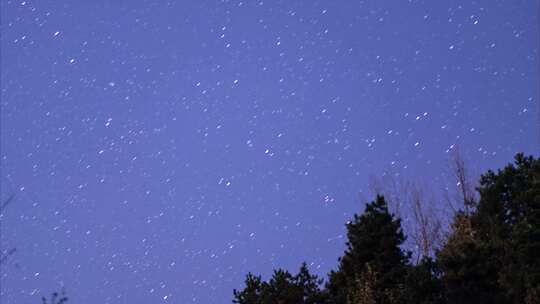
0, 0, 538, 303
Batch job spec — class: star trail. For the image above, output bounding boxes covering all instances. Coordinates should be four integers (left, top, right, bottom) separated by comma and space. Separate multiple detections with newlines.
1, 1, 537, 303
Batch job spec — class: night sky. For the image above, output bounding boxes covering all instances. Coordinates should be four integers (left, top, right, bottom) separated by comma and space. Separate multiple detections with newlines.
0, 1, 538, 303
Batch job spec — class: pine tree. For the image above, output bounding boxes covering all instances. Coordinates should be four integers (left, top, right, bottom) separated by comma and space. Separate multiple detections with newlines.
233, 153, 539, 304
233, 273, 264, 304
403, 257, 443, 304
233, 263, 325, 304
475, 154, 540, 303
438, 154, 540, 304
346, 263, 377, 304
41, 289, 68, 304
327, 195, 410, 304
295, 262, 327, 304
437, 212, 501, 304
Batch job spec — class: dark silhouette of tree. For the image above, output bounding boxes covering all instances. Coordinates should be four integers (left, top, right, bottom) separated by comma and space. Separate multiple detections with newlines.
233, 153, 539, 304
403, 257, 443, 304
233, 262, 325, 304
437, 211, 497, 303
233, 273, 264, 304
345, 263, 377, 304
477, 153, 539, 303
41, 289, 68, 304
438, 153, 540, 304
327, 196, 410, 304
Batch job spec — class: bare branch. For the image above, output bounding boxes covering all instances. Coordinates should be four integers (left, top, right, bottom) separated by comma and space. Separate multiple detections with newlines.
1, 194, 17, 265
0, 248, 16, 265
370, 172, 445, 262
448, 147, 478, 214
0, 193, 15, 214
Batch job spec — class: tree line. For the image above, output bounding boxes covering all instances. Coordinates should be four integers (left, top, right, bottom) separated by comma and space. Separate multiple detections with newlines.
232, 153, 540, 304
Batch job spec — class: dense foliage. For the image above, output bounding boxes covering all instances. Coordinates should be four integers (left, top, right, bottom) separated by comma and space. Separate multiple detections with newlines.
233, 263, 326, 304
41, 290, 69, 304
233, 154, 540, 304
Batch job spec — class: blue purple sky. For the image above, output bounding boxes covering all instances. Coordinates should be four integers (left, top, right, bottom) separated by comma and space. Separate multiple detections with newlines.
1, 1, 538, 303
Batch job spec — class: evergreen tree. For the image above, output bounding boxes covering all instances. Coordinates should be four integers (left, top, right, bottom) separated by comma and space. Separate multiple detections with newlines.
295, 262, 328, 304
346, 263, 378, 304
41, 289, 68, 304
475, 154, 540, 303
233, 153, 539, 304
403, 257, 443, 304
327, 195, 410, 304
437, 212, 500, 304
233, 273, 264, 304
438, 154, 540, 304
326, 269, 347, 304
233, 263, 325, 304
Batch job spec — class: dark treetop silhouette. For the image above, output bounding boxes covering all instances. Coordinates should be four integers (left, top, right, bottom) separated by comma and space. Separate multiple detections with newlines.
233, 154, 540, 304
